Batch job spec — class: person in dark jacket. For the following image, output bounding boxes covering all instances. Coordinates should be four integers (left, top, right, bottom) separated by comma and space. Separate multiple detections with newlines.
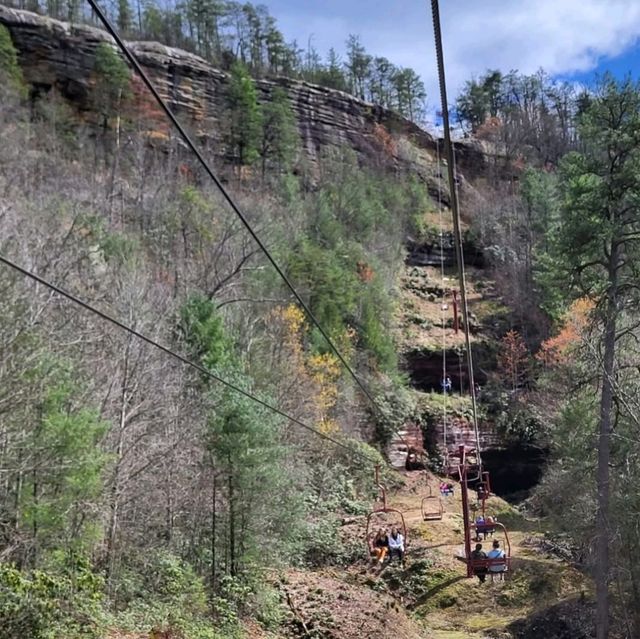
470, 543, 488, 583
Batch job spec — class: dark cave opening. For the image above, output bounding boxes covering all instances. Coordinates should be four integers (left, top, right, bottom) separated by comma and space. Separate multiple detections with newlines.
480, 445, 548, 501
404, 347, 491, 393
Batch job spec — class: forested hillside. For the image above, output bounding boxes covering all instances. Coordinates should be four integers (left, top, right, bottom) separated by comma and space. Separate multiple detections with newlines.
1, 6, 640, 639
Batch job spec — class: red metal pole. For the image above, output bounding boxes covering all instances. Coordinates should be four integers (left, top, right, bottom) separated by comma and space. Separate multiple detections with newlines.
459, 445, 473, 577
452, 290, 459, 334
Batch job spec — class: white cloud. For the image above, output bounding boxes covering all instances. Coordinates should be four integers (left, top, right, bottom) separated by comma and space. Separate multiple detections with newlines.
268, 0, 640, 123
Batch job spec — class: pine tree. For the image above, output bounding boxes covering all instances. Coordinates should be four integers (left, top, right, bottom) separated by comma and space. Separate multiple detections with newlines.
179, 296, 300, 585
345, 34, 371, 100
10, 359, 106, 566
260, 86, 297, 177
321, 48, 347, 92
117, 0, 132, 33
392, 67, 426, 122
225, 61, 262, 171
93, 42, 131, 127
553, 76, 640, 639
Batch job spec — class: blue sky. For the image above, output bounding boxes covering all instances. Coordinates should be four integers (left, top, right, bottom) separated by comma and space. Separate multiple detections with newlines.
263, 1, 640, 125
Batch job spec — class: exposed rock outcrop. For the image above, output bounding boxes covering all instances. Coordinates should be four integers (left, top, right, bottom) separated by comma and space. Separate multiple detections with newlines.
0, 5, 446, 182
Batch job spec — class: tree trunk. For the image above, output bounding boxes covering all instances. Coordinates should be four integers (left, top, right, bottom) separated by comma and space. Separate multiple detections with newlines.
106, 344, 130, 591
228, 467, 236, 577
211, 473, 217, 599
596, 240, 619, 639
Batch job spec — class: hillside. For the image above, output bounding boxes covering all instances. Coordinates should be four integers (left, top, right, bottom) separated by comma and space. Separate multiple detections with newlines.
0, 6, 633, 639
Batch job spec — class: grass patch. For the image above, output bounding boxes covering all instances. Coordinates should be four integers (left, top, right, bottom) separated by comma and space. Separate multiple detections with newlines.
466, 612, 508, 630
417, 391, 475, 418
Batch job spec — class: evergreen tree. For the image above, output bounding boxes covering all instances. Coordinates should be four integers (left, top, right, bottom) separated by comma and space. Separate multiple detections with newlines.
457, 70, 503, 131
185, 0, 225, 59
4, 358, 106, 567
179, 296, 299, 584
369, 56, 396, 107
264, 17, 286, 74
552, 76, 640, 639
392, 67, 426, 122
318, 48, 347, 92
93, 42, 131, 127
260, 86, 297, 177
225, 61, 262, 170
117, 0, 132, 33
345, 34, 371, 100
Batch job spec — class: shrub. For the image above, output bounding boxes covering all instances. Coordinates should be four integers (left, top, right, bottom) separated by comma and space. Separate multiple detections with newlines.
0, 559, 105, 639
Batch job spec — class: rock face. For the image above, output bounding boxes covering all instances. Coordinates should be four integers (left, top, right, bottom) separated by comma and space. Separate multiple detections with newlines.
0, 5, 444, 181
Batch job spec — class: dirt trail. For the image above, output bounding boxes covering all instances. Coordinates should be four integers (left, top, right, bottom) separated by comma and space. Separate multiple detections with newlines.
277, 471, 588, 639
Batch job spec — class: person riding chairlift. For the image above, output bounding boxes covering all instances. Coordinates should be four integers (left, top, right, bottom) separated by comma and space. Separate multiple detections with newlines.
441, 376, 453, 394
388, 526, 405, 565
471, 543, 488, 584
371, 528, 389, 565
487, 539, 507, 580
440, 481, 454, 497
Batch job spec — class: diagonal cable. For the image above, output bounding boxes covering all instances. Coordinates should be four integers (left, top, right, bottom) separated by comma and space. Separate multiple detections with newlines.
0, 253, 385, 468
84, 0, 407, 446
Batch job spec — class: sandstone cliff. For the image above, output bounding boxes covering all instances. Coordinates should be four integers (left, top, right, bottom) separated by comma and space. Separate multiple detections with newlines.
0, 4, 467, 185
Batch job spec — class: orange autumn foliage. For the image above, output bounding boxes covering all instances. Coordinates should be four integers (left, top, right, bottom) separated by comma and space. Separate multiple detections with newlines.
373, 122, 397, 157
536, 297, 595, 366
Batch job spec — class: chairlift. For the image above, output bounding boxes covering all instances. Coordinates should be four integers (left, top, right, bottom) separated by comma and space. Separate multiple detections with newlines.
468, 522, 511, 580
365, 465, 407, 557
421, 485, 444, 521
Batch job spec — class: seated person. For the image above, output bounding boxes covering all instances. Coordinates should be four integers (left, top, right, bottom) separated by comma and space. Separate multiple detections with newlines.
470, 543, 488, 583
484, 515, 496, 537
487, 539, 507, 575
387, 526, 405, 564
474, 515, 485, 540
371, 528, 389, 564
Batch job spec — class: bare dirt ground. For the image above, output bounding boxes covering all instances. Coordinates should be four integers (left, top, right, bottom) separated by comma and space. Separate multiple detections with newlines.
271, 471, 588, 639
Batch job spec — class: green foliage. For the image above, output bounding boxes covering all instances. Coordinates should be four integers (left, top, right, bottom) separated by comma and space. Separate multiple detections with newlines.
371, 384, 417, 448
0, 24, 25, 95
296, 515, 363, 567
17, 358, 107, 560
117, 0, 132, 33
480, 384, 545, 444
261, 86, 298, 175
179, 294, 233, 371
456, 70, 503, 131
381, 558, 438, 603
543, 76, 640, 306
206, 380, 302, 576
114, 553, 228, 639
226, 61, 262, 167
287, 238, 359, 343
0, 559, 105, 639
93, 43, 130, 117
283, 157, 428, 369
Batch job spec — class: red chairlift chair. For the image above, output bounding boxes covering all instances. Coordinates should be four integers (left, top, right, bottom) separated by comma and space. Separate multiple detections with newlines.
468, 522, 511, 581
365, 465, 408, 558
421, 485, 444, 521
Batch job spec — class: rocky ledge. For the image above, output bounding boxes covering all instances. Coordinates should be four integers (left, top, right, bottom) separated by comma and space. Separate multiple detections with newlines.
0, 4, 486, 183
